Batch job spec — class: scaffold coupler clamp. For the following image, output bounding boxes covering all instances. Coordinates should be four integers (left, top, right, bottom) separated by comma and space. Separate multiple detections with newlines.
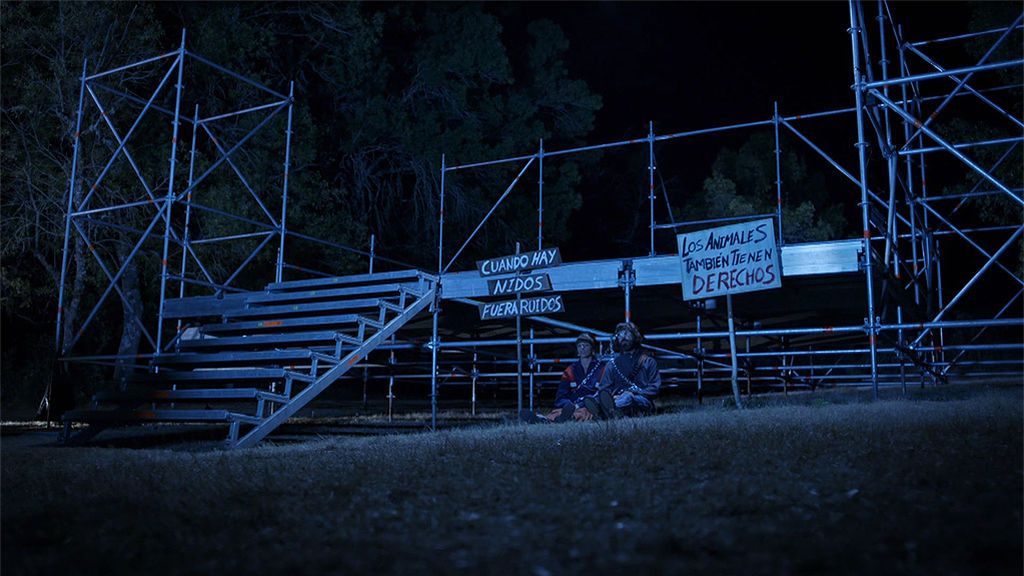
618, 259, 636, 289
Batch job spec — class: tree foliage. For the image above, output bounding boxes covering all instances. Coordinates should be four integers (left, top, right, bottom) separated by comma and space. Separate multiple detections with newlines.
0, 1, 601, 406
698, 132, 847, 243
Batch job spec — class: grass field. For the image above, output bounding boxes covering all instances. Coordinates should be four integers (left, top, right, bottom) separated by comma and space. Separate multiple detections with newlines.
2, 385, 1022, 575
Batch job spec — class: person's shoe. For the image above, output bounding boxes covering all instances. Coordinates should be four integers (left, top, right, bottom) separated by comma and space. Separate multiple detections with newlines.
582, 395, 605, 420
598, 389, 620, 419
554, 404, 575, 423
519, 409, 548, 424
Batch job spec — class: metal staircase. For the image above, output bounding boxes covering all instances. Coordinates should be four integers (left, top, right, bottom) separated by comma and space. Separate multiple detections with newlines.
63, 269, 437, 448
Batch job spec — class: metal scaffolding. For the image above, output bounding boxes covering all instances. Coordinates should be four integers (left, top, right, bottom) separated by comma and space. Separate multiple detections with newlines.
428, 0, 1023, 422
57, 3, 1023, 445
55, 31, 407, 362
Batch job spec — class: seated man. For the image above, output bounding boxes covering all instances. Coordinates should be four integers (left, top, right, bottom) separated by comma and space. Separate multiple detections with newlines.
584, 321, 660, 419
520, 333, 606, 424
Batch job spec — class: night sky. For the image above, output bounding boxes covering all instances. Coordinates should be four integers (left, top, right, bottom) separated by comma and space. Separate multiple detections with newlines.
502, 2, 974, 143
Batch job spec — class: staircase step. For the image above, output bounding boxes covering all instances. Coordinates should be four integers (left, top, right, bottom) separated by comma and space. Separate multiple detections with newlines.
266, 269, 427, 292
63, 408, 234, 423
180, 331, 344, 351
132, 368, 314, 384
201, 314, 366, 336
225, 297, 397, 320
154, 349, 320, 368
94, 388, 288, 404
245, 283, 423, 306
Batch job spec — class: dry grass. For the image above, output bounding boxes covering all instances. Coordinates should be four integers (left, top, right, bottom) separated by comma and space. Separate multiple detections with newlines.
2, 386, 1021, 575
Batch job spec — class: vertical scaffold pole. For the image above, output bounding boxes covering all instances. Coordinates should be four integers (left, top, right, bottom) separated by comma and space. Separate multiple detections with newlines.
695, 311, 703, 404
727, 294, 743, 409
471, 351, 478, 416
878, 0, 898, 272
369, 234, 376, 274
432, 154, 445, 431
773, 102, 784, 245
529, 327, 535, 412
538, 139, 544, 251
849, 1, 881, 399
276, 81, 294, 284
648, 121, 656, 257
56, 58, 88, 355
176, 104, 201, 343
156, 31, 187, 355
516, 242, 523, 416
899, 30, 922, 307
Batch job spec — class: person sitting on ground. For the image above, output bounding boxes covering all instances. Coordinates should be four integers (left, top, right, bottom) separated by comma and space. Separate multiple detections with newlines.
520, 333, 606, 424
584, 321, 660, 419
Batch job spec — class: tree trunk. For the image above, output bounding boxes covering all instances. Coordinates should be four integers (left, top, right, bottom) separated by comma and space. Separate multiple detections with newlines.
60, 180, 87, 357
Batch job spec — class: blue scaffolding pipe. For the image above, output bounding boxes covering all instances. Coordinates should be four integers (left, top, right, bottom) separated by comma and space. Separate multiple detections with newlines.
782, 107, 856, 122
898, 136, 1024, 156
443, 156, 535, 274
174, 100, 289, 203
84, 49, 180, 81
179, 104, 201, 305
433, 153, 445, 429
182, 200, 278, 232
537, 139, 544, 251
277, 82, 295, 283
903, 43, 1024, 131
918, 202, 1024, 287
218, 231, 276, 290
872, 89, 1024, 206
79, 54, 182, 211
71, 198, 163, 218
849, 0, 880, 397
165, 275, 245, 293
912, 225, 1024, 346
281, 262, 335, 279
773, 102, 784, 245
85, 85, 161, 203
652, 212, 776, 231
190, 230, 275, 245
942, 288, 1023, 375
84, 85, 203, 270
899, 15, 1024, 149
75, 216, 170, 241
863, 59, 1024, 90
198, 122, 279, 227
781, 118, 914, 230
917, 189, 1021, 202
156, 30, 187, 354
89, 82, 195, 125
648, 121, 656, 256
286, 229, 417, 269
909, 24, 1024, 47
950, 142, 1021, 216
653, 118, 775, 143
895, 224, 1023, 239
68, 219, 159, 352
56, 58, 88, 353
186, 51, 287, 100
197, 99, 290, 125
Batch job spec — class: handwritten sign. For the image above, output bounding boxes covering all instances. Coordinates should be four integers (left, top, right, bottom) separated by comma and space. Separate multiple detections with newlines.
479, 295, 565, 321
487, 273, 552, 297
677, 218, 782, 301
477, 247, 562, 277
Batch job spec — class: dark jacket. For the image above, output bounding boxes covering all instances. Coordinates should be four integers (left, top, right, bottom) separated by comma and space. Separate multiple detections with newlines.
555, 359, 606, 409
598, 349, 660, 398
